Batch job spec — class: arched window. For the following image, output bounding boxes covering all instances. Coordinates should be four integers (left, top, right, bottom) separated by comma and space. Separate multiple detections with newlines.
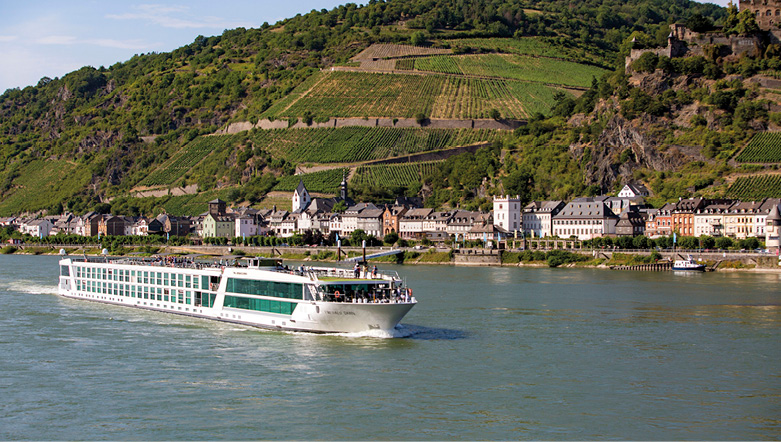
776, 9, 780, 15
767, 9, 774, 15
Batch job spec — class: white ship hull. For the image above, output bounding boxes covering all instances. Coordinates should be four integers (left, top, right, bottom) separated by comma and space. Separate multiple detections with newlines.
57, 257, 416, 334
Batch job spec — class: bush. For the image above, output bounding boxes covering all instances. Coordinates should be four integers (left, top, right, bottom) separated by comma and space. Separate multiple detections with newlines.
0, 246, 18, 254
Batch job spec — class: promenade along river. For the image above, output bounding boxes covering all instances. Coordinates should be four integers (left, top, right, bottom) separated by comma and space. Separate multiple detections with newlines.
0, 255, 778, 440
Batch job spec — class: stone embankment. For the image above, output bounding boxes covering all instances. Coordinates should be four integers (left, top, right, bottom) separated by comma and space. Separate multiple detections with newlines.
216, 117, 525, 134
15, 244, 781, 272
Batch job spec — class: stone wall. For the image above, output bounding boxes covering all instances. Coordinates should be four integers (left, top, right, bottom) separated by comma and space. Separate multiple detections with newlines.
217, 117, 525, 135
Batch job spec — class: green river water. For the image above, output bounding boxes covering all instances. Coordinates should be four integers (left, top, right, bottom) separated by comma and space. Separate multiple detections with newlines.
0, 255, 778, 440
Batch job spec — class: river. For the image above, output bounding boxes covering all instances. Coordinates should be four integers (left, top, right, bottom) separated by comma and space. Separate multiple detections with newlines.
0, 255, 778, 440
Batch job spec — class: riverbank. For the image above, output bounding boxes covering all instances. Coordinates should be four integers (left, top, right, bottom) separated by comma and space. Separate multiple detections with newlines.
5, 243, 780, 273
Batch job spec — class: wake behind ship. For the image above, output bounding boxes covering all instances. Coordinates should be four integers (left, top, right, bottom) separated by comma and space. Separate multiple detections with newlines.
57, 255, 416, 334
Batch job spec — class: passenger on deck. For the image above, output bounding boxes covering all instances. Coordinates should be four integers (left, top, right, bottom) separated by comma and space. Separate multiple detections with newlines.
353, 263, 360, 278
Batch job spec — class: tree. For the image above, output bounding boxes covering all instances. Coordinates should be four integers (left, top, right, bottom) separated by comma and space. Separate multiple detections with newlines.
678, 236, 698, 249
632, 235, 650, 249
410, 31, 427, 47
616, 235, 634, 249
502, 168, 533, 204
351, 229, 368, 245
631, 52, 659, 73
699, 235, 715, 249
686, 13, 713, 33
715, 236, 734, 250
383, 231, 399, 245
739, 237, 760, 250
332, 200, 348, 213
489, 108, 501, 120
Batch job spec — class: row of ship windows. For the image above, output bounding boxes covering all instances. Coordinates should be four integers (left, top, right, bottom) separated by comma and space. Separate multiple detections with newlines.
76, 280, 221, 308
225, 278, 304, 300
75, 280, 197, 305
223, 295, 297, 315
72, 266, 202, 289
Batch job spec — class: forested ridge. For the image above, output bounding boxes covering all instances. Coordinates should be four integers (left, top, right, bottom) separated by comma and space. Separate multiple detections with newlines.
2, 0, 778, 217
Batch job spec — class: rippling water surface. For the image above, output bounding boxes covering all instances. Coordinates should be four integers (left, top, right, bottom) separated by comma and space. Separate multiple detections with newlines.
0, 255, 779, 440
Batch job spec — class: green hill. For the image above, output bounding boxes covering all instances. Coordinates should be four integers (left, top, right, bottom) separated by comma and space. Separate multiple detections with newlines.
5, 0, 780, 217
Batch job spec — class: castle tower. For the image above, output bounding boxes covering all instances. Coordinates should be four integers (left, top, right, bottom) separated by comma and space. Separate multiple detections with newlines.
292, 179, 310, 213
493, 195, 521, 233
208, 198, 226, 216
765, 204, 781, 251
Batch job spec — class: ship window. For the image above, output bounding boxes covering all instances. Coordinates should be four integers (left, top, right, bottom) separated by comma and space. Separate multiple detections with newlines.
164, 273, 169, 286
185, 275, 191, 288
178, 274, 183, 287
156, 273, 162, 285
60, 265, 70, 277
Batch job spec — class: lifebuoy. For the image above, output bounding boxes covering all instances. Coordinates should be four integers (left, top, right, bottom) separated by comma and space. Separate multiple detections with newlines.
334, 290, 341, 295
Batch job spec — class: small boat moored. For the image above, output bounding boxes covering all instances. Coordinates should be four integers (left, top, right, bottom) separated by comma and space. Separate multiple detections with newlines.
672, 255, 706, 272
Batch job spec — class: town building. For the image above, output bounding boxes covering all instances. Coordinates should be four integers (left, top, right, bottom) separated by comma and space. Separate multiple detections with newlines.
357, 208, 384, 238
615, 210, 646, 237
617, 182, 650, 199
447, 210, 483, 241
522, 201, 565, 238
382, 205, 408, 236
21, 219, 53, 238
693, 201, 735, 237
765, 204, 781, 251
399, 208, 433, 240
552, 199, 619, 240
724, 200, 763, 239
292, 180, 311, 213
755, 198, 781, 237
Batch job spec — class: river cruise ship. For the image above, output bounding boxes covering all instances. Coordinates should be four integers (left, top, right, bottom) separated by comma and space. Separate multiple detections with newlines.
57, 255, 416, 333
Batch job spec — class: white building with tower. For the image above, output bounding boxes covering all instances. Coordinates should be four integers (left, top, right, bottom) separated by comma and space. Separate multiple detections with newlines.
493, 195, 521, 234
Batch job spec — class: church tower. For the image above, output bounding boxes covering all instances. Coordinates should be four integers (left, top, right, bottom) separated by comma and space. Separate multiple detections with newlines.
292, 179, 310, 213
340, 170, 348, 201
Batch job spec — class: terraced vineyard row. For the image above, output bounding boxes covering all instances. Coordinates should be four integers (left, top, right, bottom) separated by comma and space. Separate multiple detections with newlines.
352, 162, 441, 189
249, 127, 500, 163
140, 135, 237, 187
260, 71, 326, 118
282, 71, 442, 118
727, 175, 781, 200
444, 37, 613, 67
273, 168, 347, 193
735, 133, 781, 163
414, 54, 607, 88
352, 44, 451, 60
414, 56, 463, 75
272, 71, 562, 119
